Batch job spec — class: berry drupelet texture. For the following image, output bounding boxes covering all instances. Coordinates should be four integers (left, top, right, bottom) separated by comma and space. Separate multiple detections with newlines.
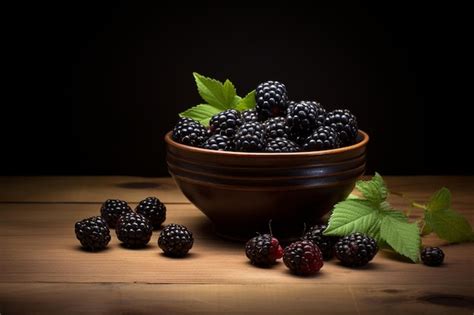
421, 247, 445, 266
234, 122, 266, 152
325, 109, 358, 146
100, 199, 132, 228
245, 234, 284, 266
172, 117, 209, 147
283, 240, 324, 275
303, 224, 339, 260
334, 233, 378, 267
115, 213, 153, 248
263, 117, 290, 139
135, 196, 166, 229
75, 216, 111, 251
158, 224, 194, 257
264, 137, 300, 152
203, 134, 234, 151
286, 101, 326, 140
209, 109, 243, 138
242, 109, 259, 123
256, 81, 289, 120
302, 126, 341, 151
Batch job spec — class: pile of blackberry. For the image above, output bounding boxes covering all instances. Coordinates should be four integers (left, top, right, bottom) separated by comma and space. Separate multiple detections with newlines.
172, 80, 359, 152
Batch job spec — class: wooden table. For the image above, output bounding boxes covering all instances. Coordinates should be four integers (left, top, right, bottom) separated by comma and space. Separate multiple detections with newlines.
0, 176, 473, 314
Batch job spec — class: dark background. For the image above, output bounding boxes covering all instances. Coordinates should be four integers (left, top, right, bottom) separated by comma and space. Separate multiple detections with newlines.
3, 2, 471, 176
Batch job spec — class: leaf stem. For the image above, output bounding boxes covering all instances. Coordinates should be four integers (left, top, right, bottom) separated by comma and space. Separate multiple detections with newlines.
412, 202, 426, 210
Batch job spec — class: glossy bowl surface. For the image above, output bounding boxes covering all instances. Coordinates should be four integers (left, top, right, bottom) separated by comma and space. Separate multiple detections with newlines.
165, 130, 369, 240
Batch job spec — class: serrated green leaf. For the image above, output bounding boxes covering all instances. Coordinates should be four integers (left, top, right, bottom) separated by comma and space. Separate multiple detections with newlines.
426, 187, 451, 212
235, 90, 256, 111
380, 215, 421, 262
382, 208, 409, 222
179, 104, 221, 126
324, 199, 382, 242
355, 172, 388, 204
425, 208, 473, 243
192, 73, 233, 110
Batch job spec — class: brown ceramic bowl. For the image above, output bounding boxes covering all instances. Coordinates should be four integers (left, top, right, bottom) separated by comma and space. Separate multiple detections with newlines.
165, 130, 369, 241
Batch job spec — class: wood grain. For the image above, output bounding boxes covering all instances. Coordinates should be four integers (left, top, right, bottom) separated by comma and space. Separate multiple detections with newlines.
0, 176, 473, 314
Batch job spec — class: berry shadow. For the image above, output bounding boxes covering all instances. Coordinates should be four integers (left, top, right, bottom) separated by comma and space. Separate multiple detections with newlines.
332, 261, 383, 270
379, 250, 416, 264
158, 252, 201, 260
245, 261, 281, 270
119, 243, 155, 251
72, 245, 112, 253
283, 269, 327, 279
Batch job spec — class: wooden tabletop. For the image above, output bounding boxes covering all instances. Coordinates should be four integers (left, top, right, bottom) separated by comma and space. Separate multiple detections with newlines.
0, 176, 473, 314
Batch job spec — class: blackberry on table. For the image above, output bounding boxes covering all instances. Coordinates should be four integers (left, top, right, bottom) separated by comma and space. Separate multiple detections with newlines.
100, 199, 132, 228
242, 109, 259, 123
135, 196, 166, 229
234, 122, 266, 152
116, 213, 153, 248
283, 240, 324, 275
324, 109, 358, 146
286, 101, 326, 140
335, 233, 378, 267
421, 247, 445, 266
245, 234, 283, 266
75, 216, 111, 251
256, 81, 289, 120
209, 109, 243, 138
203, 134, 234, 151
264, 137, 300, 152
172, 117, 209, 147
263, 117, 290, 139
303, 224, 339, 260
158, 224, 194, 257
302, 126, 341, 151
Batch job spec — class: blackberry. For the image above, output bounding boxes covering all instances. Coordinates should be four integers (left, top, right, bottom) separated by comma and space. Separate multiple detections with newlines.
256, 81, 289, 120
302, 126, 341, 151
172, 117, 209, 147
242, 109, 259, 123
335, 233, 378, 267
303, 224, 339, 260
283, 240, 324, 275
234, 122, 266, 152
100, 199, 132, 228
209, 109, 243, 138
264, 137, 300, 152
286, 101, 326, 139
263, 117, 290, 139
158, 224, 194, 257
203, 134, 234, 151
245, 234, 283, 266
421, 247, 445, 266
135, 196, 166, 229
325, 109, 358, 146
116, 213, 153, 248
75, 216, 111, 251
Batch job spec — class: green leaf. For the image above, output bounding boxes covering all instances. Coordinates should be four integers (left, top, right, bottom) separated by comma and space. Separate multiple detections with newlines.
382, 208, 409, 223
231, 95, 242, 107
235, 90, 256, 111
426, 187, 452, 212
179, 104, 221, 126
424, 208, 473, 243
380, 215, 421, 262
346, 193, 360, 200
324, 199, 382, 242
192, 73, 234, 110
355, 172, 388, 204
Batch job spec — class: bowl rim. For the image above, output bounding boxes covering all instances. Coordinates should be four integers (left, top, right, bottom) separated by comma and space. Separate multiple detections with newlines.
165, 129, 369, 157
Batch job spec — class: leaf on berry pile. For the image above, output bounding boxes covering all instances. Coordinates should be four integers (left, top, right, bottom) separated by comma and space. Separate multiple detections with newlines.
380, 215, 421, 262
192, 73, 235, 110
324, 199, 383, 242
355, 172, 388, 204
235, 90, 256, 111
422, 188, 473, 243
179, 104, 221, 126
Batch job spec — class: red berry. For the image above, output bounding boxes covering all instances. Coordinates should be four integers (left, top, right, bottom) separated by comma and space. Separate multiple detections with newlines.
283, 240, 324, 275
245, 234, 283, 266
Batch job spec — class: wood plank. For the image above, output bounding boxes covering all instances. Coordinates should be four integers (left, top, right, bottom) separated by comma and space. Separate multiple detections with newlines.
0, 283, 472, 315
0, 176, 473, 204
0, 176, 188, 203
1, 204, 473, 285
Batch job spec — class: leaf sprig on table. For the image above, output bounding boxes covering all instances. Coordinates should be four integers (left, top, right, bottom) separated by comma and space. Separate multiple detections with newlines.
179, 73, 256, 126
324, 173, 474, 263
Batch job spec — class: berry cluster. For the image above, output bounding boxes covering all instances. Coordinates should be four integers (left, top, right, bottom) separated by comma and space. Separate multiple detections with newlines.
173, 80, 359, 152
74, 196, 193, 257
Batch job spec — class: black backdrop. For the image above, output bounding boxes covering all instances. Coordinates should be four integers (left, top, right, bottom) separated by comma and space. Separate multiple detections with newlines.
3, 2, 471, 176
